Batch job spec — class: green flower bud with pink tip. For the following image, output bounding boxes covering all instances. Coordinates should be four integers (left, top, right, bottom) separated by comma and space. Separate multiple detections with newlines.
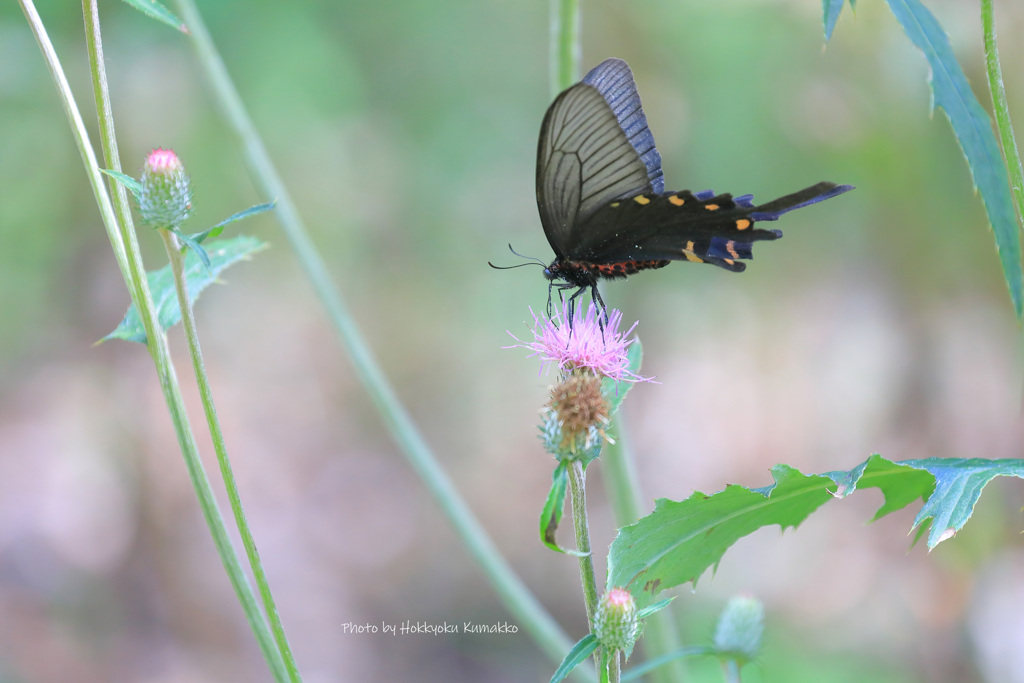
594, 587, 639, 652
139, 148, 193, 229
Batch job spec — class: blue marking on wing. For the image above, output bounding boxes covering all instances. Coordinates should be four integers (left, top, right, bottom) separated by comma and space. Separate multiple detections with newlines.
583, 59, 665, 194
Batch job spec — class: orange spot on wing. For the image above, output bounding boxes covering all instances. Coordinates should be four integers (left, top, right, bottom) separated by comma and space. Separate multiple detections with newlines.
633, 195, 651, 205
669, 195, 685, 206
705, 203, 719, 211
683, 241, 703, 263
736, 219, 751, 230
726, 241, 739, 259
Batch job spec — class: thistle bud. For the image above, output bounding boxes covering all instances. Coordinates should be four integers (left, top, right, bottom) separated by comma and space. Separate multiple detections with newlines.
139, 148, 193, 228
547, 372, 609, 455
713, 595, 764, 663
594, 587, 639, 652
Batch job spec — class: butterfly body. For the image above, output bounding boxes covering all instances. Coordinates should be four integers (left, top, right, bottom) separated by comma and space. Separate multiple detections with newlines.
535, 58, 854, 319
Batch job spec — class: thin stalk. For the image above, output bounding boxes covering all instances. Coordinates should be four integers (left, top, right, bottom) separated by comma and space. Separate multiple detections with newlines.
23, 1, 287, 680
159, 230, 301, 682
568, 460, 602, 671
722, 659, 741, 683
981, 0, 1024, 227
608, 650, 621, 683
603, 418, 686, 683
551, 0, 581, 95
170, 0, 580, 671
602, 418, 644, 526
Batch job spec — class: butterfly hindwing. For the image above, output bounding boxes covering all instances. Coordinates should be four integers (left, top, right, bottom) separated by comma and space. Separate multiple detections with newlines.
572, 190, 783, 272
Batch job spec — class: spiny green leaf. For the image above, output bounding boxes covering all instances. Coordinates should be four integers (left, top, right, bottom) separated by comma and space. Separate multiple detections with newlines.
101, 168, 142, 201
608, 465, 835, 607
900, 457, 1024, 548
550, 633, 599, 683
103, 235, 267, 344
825, 454, 935, 520
823, 0, 852, 41
119, 0, 187, 33
886, 0, 1023, 317
607, 455, 1024, 607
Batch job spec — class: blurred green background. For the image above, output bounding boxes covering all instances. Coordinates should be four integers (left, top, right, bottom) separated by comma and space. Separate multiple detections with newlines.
2, 0, 1024, 681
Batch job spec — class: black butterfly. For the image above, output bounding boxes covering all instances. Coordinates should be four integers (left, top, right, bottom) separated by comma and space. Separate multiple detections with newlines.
536, 58, 854, 321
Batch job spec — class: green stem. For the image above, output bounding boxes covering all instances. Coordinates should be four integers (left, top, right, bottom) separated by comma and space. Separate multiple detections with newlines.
551, 0, 581, 95
602, 419, 644, 526
170, 0, 580, 671
31, 2, 288, 680
981, 0, 1024, 227
722, 659, 741, 683
568, 461, 598, 620
160, 230, 301, 682
608, 650, 621, 683
568, 460, 602, 671
604, 419, 687, 683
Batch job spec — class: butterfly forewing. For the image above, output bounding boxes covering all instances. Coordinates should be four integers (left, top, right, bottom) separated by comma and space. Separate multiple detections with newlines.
582, 58, 664, 194
537, 84, 652, 258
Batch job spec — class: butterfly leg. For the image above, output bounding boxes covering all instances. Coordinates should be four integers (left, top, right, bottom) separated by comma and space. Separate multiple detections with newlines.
547, 280, 562, 320
589, 283, 609, 331
565, 284, 592, 332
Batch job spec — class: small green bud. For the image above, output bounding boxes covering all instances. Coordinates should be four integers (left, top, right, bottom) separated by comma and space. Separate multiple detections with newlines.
139, 148, 193, 228
594, 587, 639, 652
713, 594, 764, 663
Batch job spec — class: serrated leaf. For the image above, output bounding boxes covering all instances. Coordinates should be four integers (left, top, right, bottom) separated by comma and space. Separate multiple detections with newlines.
550, 634, 599, 683
103, 236, 267, 344
119, 0, 187, 33
886, 0, 1023, 317
824, 453, 935, 520
607, 465, 836, 607
101, 168, 142, 201
900, 457, 1024, 548
823, 0, 848, 41
607, 455, 1024, 607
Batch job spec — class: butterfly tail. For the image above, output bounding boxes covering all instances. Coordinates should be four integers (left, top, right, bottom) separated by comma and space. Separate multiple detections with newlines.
750, 182, 855, 221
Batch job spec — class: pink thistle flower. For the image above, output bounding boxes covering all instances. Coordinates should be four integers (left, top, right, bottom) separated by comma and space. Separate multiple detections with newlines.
508, 301, 652, 383
145, 148, 184, 173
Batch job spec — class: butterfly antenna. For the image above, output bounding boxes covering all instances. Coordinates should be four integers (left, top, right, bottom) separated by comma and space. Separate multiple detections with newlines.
488, 244, 548, 270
